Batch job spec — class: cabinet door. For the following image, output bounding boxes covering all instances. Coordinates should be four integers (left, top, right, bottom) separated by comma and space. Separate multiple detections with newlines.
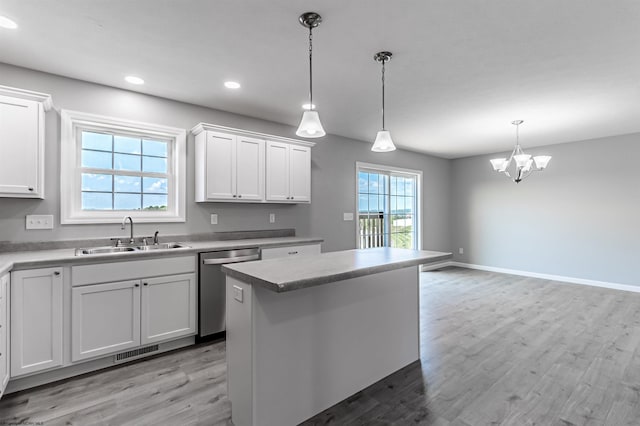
236, 136, 265, 201
260, 244, 321, 260
71, 280, 141, 362
11, 267, 63, 376
0, 273, 9, 397
266, 141, 290, 201
289, 145, 311, 203
141, 273, 196, 345
0, 95, 42, 198
205, 132, 236, 200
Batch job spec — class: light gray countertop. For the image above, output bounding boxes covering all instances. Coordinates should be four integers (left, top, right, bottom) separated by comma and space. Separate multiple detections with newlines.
222, 247, 452, 292
0, 237, 323, 276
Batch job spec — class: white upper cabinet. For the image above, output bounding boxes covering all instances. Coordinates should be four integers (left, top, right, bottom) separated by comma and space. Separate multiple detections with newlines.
0, 86, 52, 199
0, 273, 9, 398
192, 123, 314, 204
266, 142, 311, 203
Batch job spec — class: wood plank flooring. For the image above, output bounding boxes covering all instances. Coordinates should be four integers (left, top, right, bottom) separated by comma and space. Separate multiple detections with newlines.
2, 267, 640, 425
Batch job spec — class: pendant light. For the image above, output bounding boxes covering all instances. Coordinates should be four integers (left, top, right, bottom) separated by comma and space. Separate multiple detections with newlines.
372, 51, 396, 152
490, 120, 552, 183
296, 12, 326, 138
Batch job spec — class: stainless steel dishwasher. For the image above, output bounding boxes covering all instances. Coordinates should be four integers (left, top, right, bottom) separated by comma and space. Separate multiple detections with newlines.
198, 248, 261, 339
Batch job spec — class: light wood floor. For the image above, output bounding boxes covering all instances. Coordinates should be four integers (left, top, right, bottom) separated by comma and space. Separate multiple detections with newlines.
1, 267, 640, 425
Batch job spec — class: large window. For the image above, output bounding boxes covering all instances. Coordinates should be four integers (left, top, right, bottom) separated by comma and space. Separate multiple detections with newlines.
61, 110, 186, 224
356, 162, 421, 249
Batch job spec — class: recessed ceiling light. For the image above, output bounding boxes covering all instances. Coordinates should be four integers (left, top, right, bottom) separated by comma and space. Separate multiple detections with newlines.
0, 15, 18, 29
224, 81, 241, 89
302, 103, 316, 110
125, 76, 145, 85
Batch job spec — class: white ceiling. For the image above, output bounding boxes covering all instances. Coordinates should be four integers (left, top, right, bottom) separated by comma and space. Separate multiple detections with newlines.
1, 1, 639, 158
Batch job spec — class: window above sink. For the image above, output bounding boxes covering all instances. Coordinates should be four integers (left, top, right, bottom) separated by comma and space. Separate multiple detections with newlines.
60, 110, 187, 224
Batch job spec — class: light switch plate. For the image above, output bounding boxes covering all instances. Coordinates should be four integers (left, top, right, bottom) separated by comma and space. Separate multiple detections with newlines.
210, 214, 218, 225
343, 212, 354, 221
233, 285, 244, 302
269, 213, 275, 223
26, 215, 54, 230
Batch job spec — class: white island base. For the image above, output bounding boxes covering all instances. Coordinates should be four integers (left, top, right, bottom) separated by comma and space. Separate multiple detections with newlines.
226, 266, 419, 426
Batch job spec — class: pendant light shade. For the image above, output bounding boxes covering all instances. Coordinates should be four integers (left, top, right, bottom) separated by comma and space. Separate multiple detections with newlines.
296, 12, 325, 139
296, 110, 325, 138
372, 51, 396, 152
372, 130, 395, 152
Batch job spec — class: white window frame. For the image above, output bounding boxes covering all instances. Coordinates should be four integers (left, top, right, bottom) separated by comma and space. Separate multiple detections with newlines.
60, 110, 186, 224
355, 161, 423, 250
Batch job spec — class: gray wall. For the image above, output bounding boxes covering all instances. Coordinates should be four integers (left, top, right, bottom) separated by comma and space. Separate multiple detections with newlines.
0, 63, 451, 253
450, 133, 640, 285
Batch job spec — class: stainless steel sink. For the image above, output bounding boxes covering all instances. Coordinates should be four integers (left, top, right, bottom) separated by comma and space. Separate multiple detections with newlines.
75, 246, 138, 256
75, 242, 189, 256
136, 243, 187, 251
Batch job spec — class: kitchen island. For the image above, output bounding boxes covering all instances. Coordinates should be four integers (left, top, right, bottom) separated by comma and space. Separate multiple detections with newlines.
222, 247, 451, 426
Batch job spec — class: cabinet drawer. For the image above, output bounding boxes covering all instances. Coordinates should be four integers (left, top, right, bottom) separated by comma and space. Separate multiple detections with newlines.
261, 244, 321, 260
72, 255, 196, 286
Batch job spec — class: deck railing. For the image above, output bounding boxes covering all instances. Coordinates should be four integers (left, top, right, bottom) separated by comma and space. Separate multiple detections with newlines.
359, 212, 385, 248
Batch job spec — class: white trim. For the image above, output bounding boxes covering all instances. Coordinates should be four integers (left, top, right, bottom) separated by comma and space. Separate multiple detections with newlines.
191, 122, 315, 148
0, 85, 53, 111
60, 110, 186, 224
422, 261, 640, 294
355, 162, 423, 250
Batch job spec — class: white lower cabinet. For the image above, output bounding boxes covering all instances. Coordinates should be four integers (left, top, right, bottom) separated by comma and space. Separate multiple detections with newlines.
261, 243, 321, 260
72, 273, 196, 362
141, 274, 196, 345
71, 280, 141, 362
0, 273, 9, 397
10, 267, 64, 377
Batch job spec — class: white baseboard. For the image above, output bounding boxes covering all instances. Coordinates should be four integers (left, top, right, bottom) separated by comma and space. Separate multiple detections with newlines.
422, 261, 640, 294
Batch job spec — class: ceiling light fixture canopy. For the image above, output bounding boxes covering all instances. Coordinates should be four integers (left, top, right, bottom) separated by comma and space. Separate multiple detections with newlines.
490, 120, 551, 183
296, 12, 325, 139
371, 51, 396, 152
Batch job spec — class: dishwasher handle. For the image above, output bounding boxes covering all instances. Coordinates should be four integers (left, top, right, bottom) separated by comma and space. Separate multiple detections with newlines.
202, 254, 260, 265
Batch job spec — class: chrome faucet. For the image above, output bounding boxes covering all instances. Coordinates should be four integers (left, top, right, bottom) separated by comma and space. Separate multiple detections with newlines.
153, 230, 159, 245
121, 216, 134, 245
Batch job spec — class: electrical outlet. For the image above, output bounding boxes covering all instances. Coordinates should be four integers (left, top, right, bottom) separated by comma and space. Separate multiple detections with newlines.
26, 215, 54, 230
210, 214, 218, 225
233, 285, 244, 302
343, 212, 354, 221
459, 247, 464, 255
269, 213, 275, 223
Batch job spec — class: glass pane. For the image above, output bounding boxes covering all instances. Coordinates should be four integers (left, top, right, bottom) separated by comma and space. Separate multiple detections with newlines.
358, 194, 368, 213
114, 193, 141, 210
379, 174, 388, 194
82, 131, 112, 152
368, 173, 379, 194
143, 156, 167, 173
143, 194, 168, 210
143, 140, 167, 157
114, 136, 141, 154
405, 178, 415, 197
82, 150, 112, 169
82, 192, 112, 210
81, 173, 112, 192
378, 195, 386, 214
114, 175, 141, 193
358, 172, 368, 193
143, 177, 168, 194
390, 196, 400, 214
390, 176, 398, 196
368, 194, 379, 213
114, 153, 141, 171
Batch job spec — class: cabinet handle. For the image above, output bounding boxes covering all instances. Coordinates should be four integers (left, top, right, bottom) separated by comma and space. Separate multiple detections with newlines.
143, 282, 148, 286
232, 194, 237, 198
288, 251, 299, 255
238, 194, 242, 198
28, 187, 34, 191
290, 196, 294, 200
134, 283, 140, 287
54, 271, 61, 276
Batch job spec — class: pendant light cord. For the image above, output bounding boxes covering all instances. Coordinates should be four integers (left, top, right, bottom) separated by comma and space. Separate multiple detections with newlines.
308, 27, 313, 108
381, 58, 386, 130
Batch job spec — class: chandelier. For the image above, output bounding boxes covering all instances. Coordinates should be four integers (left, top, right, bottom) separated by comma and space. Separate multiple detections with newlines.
489, 120, 551, 183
